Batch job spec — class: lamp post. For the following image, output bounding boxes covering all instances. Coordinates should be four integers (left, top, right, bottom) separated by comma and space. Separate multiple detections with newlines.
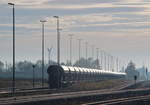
116, 58, 119, 72
47, 47, 53, 65
40, 20, 47, 88
78, 39, 82, 67
85, 42, 88, 67
8, 2, 15, 96
111, 56, 114, 72
96, 48, 99, 69
92, 45, 95, 60
68, 34, 73, 66
53, 16, 60, 65
104, 51, 107, 71
146, 68, 148, 81
107, 54, 110, 71
100, 50, 103, 70
32, 65, 36, 88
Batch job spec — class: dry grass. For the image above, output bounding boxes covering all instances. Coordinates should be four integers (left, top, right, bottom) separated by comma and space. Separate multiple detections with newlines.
0, 78, 48, 89
0, 78, 129, 91
66, 79, 129, 91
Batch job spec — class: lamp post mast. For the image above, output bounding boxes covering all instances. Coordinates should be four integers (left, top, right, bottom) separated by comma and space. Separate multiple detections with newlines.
54, 16, 60, 65
85, 42, 88, 67
40, 20, 47, 88
96, 48, 99, 69
78, 39, 82, 67
69, 34, 73, 65
8, 2, 15, 96
92, 45, 95, 60
32, 65, 35, 88
100, 50, 103, 70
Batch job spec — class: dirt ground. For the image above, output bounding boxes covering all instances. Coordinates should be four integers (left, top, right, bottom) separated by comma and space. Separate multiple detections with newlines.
0, 78, 48, 89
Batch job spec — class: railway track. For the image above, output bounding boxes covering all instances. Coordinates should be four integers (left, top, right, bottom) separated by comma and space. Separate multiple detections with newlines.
0, 80, 147, 105
1, 87, 150, 105
0, 80, 134, 98
83, 94, 150, 105
0, 88, 58, 98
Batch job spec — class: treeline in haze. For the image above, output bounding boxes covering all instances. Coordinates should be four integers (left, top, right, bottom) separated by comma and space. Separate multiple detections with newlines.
0, 60, 55, 79
0, 57, 100, 79
0, 59, 149, 80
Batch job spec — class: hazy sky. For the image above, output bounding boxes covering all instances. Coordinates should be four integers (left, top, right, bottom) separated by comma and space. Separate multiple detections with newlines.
0, 0, 150, 69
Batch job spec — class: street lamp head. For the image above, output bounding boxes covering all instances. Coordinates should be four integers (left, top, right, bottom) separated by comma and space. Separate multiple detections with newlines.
40, 20, 47, 23
53, 16, 59, 18
8, 3, 14, 5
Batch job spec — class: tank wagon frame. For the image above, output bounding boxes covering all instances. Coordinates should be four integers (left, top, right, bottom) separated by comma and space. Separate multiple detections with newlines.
47, 65, 126, 88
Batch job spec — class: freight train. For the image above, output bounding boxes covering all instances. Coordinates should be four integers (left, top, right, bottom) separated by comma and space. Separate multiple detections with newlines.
47, 65, 126, 88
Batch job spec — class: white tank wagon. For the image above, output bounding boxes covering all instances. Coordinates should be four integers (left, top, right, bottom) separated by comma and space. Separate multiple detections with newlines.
47, 65, 126, 88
